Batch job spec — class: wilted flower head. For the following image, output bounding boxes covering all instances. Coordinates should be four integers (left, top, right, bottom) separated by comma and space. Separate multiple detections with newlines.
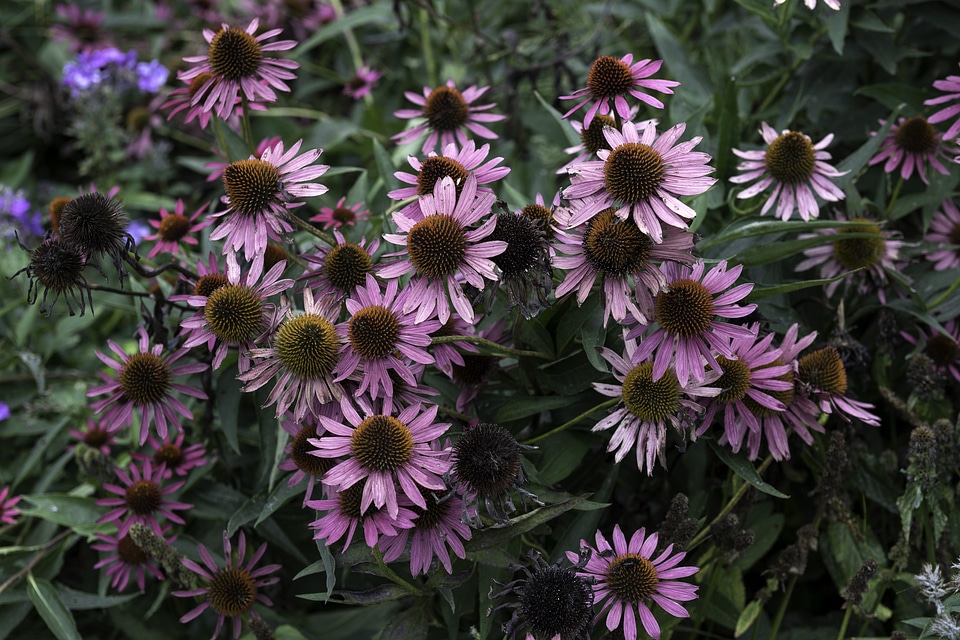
489, 550, 596, 640
12, 235, 92, 316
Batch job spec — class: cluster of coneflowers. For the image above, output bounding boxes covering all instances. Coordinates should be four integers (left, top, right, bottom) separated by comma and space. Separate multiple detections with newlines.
7, 8, 960, 640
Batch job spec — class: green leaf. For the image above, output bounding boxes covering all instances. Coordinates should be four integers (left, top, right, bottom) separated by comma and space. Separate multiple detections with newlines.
493, 395, 581, 423
372, 138, 399, 193
255, 479, 304, 526
834, 108, 901, 190
855, 83, 929, 113
533, 90, 580, 148
823, 0, 851, 54
227, 493, 266, 537
735, 600, 763, 637
309, 584, 409, 605
216, 363, 242, 455
275, 625, 310, 640
714, 76, 740, 181
645, 13, 710, 96
735, 231, 883, 268
820, 522, 887, 591
467, 494, 588, 550
295, 5, 391, 56
381, 605, 429, 640
747, 271, 861, 299
26, 575, 81, 640
897, 483, 923, 544
708, 441, 789, 499
19, 494, 109, 537
55, 585, 137, 610
536, 432, 590, 484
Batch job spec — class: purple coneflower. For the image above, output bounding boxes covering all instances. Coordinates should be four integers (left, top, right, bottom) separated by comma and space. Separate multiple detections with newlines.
174, 531, 281, 639
206, 137, 280, 184
343, 66, 381, 100
628, 260, 757, 387
96, 460, 192, 537
554, 207, 694, 326
387, 139, 510, 222
133, 433, 209, 479
729, 122, 847, 221
144, 199, 213, 259
795, 213, 904, 303
926, 63, 960, 142
381, 174, 506, 324
310, 397, 452, 518
567, 525, 699, 640
0, 486, 21, 525
210, 138, 328, 283
593, 339, 720, 474
68, 418, 114, 456
87, 327, 208, 445
924, 198, 960, 271
307, 480, 417, 553
379, 485, 473, 576
309, 196, 371, 229
238, 288, 344, 422
562, 120, 716, 243
300, 231, 379, 300
797, 346, 880, 426
561, 54, 679, 129
179, 260, 293, 372
392, 79, 506, 154
336, 274, 439, 400
178, 19, 298, 119
92, 526, 171, 592
868, 116, 954, 184
695, 325, 795, 460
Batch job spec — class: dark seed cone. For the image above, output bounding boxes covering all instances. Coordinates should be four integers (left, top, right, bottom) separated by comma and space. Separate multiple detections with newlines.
11, 234, 95, 316
488, 211, 553, 318
58, 192, 136, 285
489, 550, 594, 640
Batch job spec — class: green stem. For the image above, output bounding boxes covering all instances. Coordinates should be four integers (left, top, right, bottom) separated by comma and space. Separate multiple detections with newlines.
373, 545, 422, 596
419, 8, 437, 88
287, 214, 337, 247
768, 574, 797, 640
691, 558, 721, 630
430, 335, 551, 360
687, 456, 774, 549
523, 398, 620, 445
212, 116, 232, 162
329, 0, 365, 73
928, 276, 960, 310
923, 505, 937, 565
240, 96, 256, 154
883, 175, 904, 220
835, 605, 853, 640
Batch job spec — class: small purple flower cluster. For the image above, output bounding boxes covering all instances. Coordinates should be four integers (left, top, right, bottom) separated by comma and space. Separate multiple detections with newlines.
62, 47, 168, 96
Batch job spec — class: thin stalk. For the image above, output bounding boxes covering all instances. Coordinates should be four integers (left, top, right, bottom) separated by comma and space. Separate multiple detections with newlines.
212, 116, 232, 162
240, 96, 256, 154
430, 335, 551, 360
690, 557, 721, 630
883, 175, 904, 220
419, 8, 437, 88
835, 605, 853, 640
287, 214, 337, 247
523, 398, 619, 445
373, 545, 422, 596
0, 530, 73, 595
928, 276, 960, 310
687, 456, 774, 550
768, 574, 797, 640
